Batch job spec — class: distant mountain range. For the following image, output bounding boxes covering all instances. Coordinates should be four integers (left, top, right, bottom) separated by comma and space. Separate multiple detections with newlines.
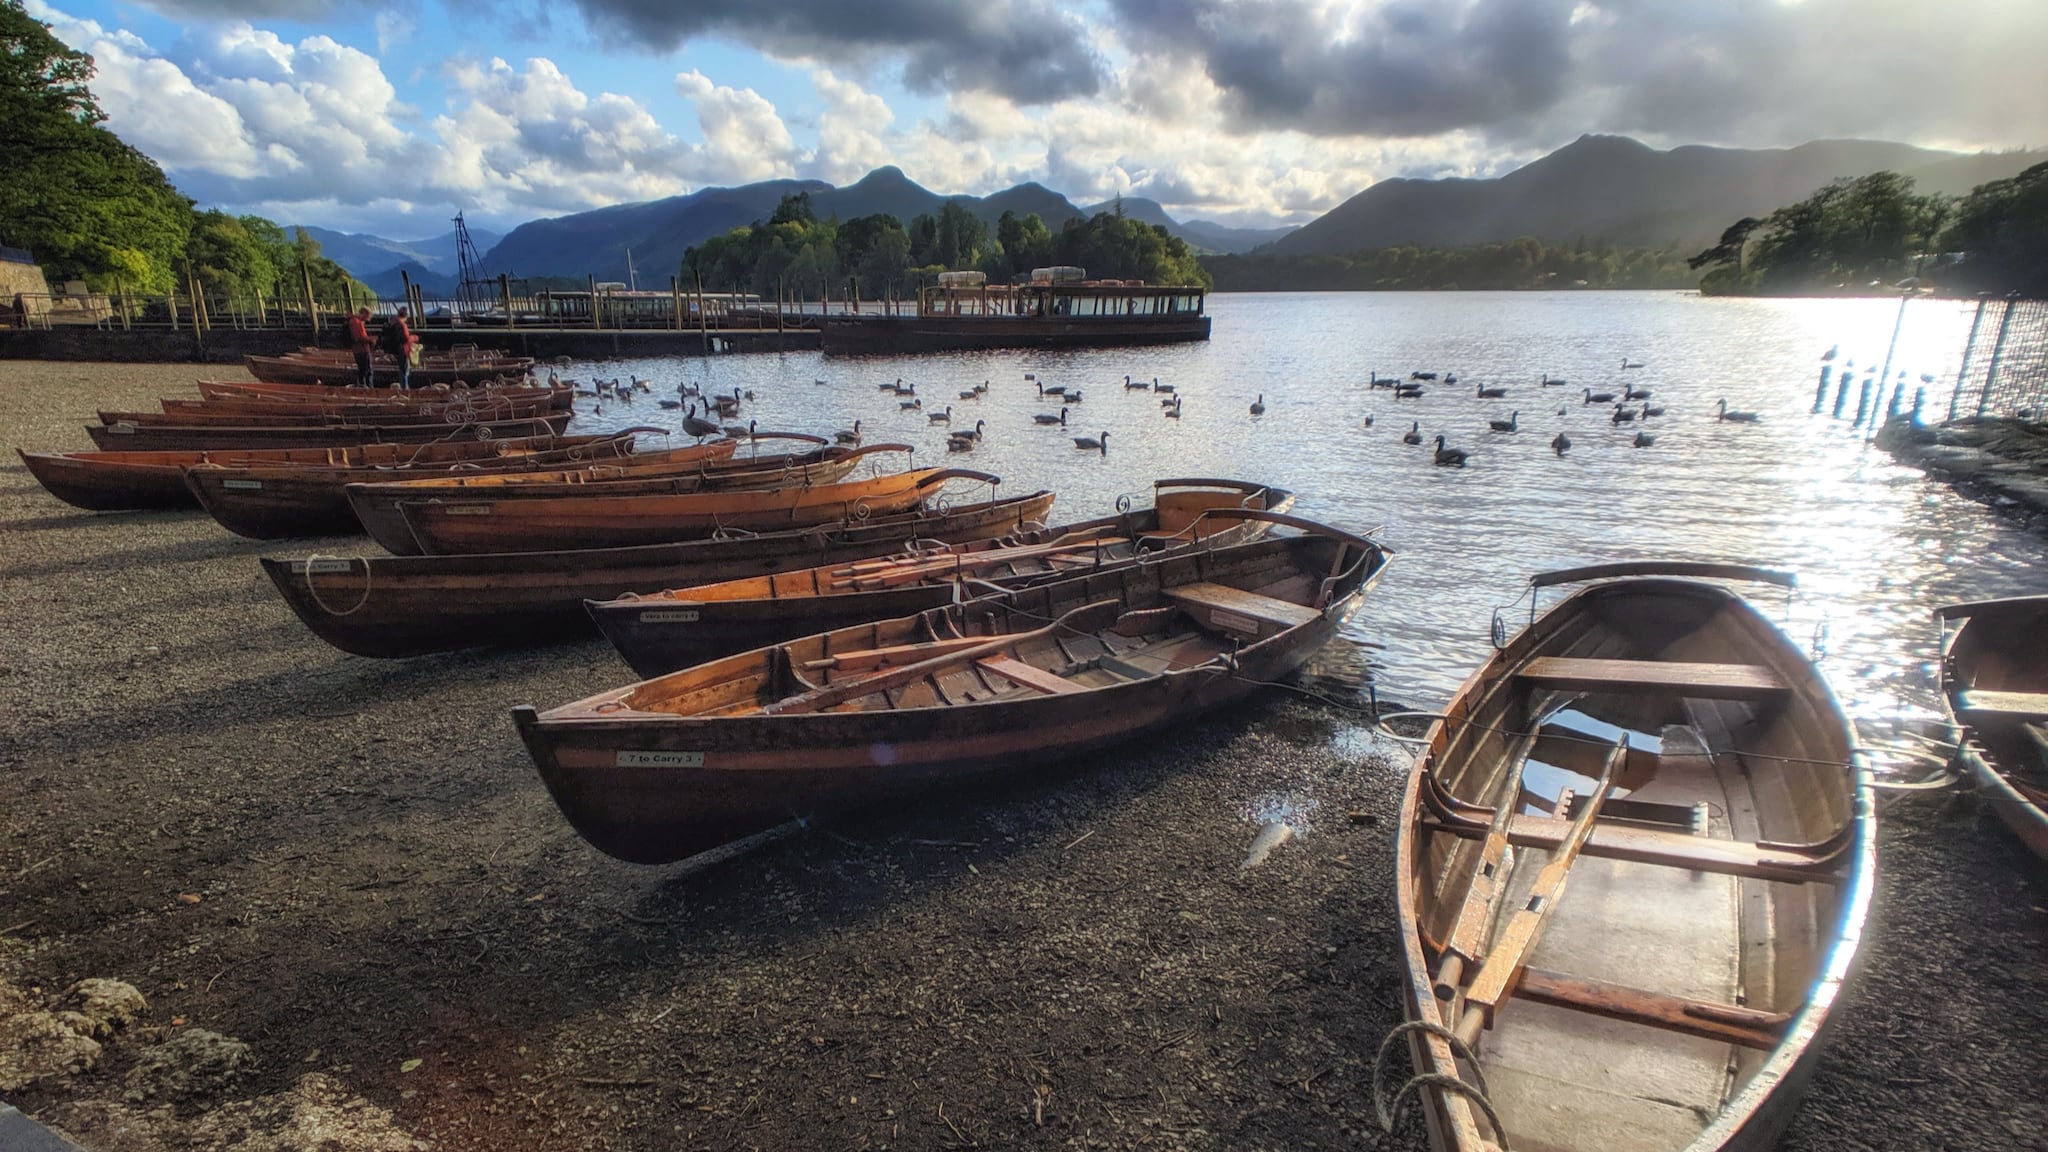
1269, 135, 2047, 256
300, 135, 2048, 290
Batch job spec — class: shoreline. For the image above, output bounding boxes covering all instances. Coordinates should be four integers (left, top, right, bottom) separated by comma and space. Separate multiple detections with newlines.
1878, 416, 2048, 529
2, 361, 2044, 1151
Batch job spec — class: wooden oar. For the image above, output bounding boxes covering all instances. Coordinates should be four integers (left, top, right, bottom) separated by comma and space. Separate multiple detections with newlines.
763, 600, 1122, 716
1453, 735, 1625, 1049
1431, 728, 1540, 1001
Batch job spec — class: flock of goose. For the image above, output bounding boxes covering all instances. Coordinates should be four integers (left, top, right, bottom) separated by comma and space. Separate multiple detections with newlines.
1328, 363, 1763, 468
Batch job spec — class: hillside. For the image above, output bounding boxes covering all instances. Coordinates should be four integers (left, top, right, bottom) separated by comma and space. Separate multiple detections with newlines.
1269, 136, 2048, 256
295, 225, 500, 282
1081, 197, 1294, 254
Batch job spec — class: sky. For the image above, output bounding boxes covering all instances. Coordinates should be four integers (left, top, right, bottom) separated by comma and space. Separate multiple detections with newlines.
26, 0, 2048, 242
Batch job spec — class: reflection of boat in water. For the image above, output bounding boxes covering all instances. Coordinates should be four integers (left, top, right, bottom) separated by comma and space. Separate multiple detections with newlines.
823, 268, 1210, 354
1395, 562, 1873, 1152
1938, 594, 2048, 858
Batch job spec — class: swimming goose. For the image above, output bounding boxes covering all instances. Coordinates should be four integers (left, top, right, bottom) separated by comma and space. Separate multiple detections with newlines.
1363, 414, 1375, 427
1034, 408, 1069, 426
1621, 359, 1644, 370
1124, 374, 1150, 390
1412, 371, 1438, 381
880, 378, 902, 392
1249, 393, 1266, 416
900, 397, 922, 411
1489, 411, 1519, 433
1154, 382, 1176, 395
1542, 375, 1568, 387
1551, 431, 1571, 456
834, 420, 862, 444
1164, 398, 1183, 418
1633, 430, 1657, 447
1476, 382, 1508, 399
928, 405, 952, 424
1445, 373, 1459, 385
1611, 403, 1637, 424
1432, 435, 1469, 467
1717, 399, 1761, 423
1583, 387, 1616, 404
1640, 402, 1664, 418
681, 403, 719, 439
1402, 421, 1423, 445
1623, 384, 1652, 400
1073, 431, 1109, 453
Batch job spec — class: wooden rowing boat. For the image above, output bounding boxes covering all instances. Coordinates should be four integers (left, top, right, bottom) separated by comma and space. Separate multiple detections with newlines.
197, 380, 570, 411
389, 465, 968, 556
1395, 562, 1873, 1152
185, 438, 736, 540
587, 479, 1298, 677
17, 433, 631, 512
513, 512, 1389, 864
1937, 595, 2048, 858
345, 440, 892, 554
245, 351, 534, 386
84, 413, 571, 451
105, 398, 557, 426
261, 484, 1053, 657
156, 395, 560, 421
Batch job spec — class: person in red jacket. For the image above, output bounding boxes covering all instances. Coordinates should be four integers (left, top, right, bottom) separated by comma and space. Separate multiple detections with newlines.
346, 306, 375, 387
378, 307, 418, 389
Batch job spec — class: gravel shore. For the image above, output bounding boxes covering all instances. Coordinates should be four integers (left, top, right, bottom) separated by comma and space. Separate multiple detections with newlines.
2, 362, 2043, 1151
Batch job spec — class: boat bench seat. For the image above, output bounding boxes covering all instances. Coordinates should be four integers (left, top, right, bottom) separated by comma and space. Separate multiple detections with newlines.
1517, 656, 1788, 700
1957, 688, 2048, 723
977, 656, 1084, 696
1165, 582, 1320, 640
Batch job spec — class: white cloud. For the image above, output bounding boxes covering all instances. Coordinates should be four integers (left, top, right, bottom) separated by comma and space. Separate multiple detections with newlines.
673, 70, 800, 184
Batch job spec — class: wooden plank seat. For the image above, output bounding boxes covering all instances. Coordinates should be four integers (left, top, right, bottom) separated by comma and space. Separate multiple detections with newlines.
976, 655, 1084, 695
1164, 581, 1321, 640
1512, 967, 1792, 1051
1957, 688, 2048, 723
1420, 811, 1843, 885
1517, 656, 1788, 701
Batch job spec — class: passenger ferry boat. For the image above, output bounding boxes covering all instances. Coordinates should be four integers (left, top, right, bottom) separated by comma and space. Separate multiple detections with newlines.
821, 267, 1209, 354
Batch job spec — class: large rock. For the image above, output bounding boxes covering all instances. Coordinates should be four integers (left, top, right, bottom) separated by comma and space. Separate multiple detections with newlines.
0, 1010, 102, 1092
123, 1028, 252, 1102
61, 979, 146, 1039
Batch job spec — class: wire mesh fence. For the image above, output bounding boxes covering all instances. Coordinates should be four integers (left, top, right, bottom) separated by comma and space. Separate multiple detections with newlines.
1946, 296, 2048, 421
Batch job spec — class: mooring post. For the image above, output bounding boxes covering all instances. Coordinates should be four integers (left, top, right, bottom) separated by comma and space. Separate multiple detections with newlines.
1833, 367, 1852, 418
1815, 365, 1833, 412
1977, 295, 2019, 417
1912, 387, 1926, 424
1950, 295, 1990, 422
1854, 376, 1873, 427
1888, 382, 1905, 419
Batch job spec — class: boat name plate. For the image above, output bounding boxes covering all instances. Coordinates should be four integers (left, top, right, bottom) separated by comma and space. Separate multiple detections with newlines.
640, 609, 700, 624
444, 505, 493, 515
305, 559, 355, 574
222, 479, 263, 490
1211, 609, 1260, 635
615, 750, 705, 768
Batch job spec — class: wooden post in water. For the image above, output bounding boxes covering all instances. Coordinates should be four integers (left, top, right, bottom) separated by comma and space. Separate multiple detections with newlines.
693, 269, 709, 355
1814, 366, 1832, 413
777, 276, 786, 350
500, 274, 514, 330
671, 275, 682, 331
588, 274, 600, 331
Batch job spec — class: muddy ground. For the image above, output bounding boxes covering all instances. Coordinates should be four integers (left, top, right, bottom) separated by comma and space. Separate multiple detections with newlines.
2, 362, 2044, 1151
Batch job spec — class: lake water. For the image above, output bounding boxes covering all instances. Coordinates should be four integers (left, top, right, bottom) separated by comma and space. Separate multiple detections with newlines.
556, 290, 2048, 760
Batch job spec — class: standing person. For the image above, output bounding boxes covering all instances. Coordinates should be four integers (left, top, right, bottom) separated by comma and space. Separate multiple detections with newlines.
379, 307, 417, 389
346, 306, 376, 387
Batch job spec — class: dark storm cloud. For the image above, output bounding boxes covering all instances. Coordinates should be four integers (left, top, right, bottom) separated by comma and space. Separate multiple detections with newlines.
567, 0, 1104, 104
1110, 0, 1577, 137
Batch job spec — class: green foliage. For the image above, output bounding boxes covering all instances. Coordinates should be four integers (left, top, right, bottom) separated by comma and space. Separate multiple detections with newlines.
686, 194, 845, 299
1053, 214, 1209, 287
1941, 161, 2048, 296
1204, 238, 1692, 291
996, 211, 1053, 276
1699, 172, 1950, 295
0, 0, 98, 124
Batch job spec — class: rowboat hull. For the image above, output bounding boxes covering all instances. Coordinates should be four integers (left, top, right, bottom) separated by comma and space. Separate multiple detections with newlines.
1938, 595, 2048, 859
390, 466, 963, 556
343, 442, 876, 555
18, 434, 625, 513
588, 480, 1297, 677
245, 352, 534, 386
106, 399, 557, 426
183, 435, 672, 539
1395, 568, 1873, 1152
197, 380, 571, 411
84, 414, 571, 451
261, 490, 1057, 657
516, 523, 1388, 864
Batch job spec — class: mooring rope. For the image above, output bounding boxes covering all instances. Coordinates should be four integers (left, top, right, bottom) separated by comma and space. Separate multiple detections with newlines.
1371, 1021, 1511, 1151
301, 553, 373, 617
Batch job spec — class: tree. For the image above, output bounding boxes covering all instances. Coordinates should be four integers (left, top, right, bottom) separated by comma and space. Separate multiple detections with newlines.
1688, 217, 1761, 271
0, 0, 193, 291
1943, 161, 2048, 296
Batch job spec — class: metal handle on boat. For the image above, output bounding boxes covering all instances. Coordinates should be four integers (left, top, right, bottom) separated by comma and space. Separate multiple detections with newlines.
916, 469, 1002, 489
1528, 561, 1797, 590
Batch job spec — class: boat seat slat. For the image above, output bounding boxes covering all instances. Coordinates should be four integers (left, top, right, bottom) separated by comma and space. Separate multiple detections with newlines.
976, 656, 1084, 695
1512, 966, 1791, 1051
1420, 811, 1842, 884
1164, 581, 1320, 638
1958, 688, 2048, 723
1517, 656, 1787, 700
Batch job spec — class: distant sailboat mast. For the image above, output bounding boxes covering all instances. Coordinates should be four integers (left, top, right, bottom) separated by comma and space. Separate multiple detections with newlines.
627, 247, 637, 292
